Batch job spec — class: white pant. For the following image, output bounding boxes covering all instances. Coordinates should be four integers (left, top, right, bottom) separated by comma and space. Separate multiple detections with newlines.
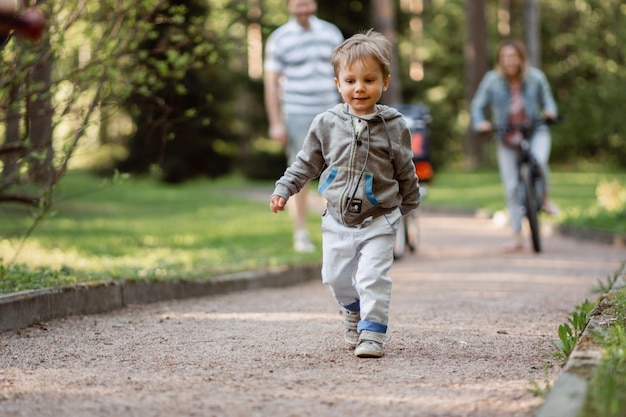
320, 208, 401, 334
497, 127, 551, 233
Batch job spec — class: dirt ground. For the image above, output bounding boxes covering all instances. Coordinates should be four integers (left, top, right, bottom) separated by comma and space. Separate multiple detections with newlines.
1, 212, 625, 417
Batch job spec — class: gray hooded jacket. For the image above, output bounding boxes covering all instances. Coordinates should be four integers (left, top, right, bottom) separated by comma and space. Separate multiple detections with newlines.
272, 103, 420, 226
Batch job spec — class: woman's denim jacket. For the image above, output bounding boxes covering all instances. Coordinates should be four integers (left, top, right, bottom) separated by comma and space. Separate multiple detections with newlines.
470, 67, 558, 139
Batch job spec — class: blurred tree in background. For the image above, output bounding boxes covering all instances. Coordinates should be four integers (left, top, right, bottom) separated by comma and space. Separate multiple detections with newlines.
115, 0, 242, 183
542, 0, 626, 168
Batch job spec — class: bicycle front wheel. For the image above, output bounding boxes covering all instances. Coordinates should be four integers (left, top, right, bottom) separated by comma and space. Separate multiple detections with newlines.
520, 163, 541, 253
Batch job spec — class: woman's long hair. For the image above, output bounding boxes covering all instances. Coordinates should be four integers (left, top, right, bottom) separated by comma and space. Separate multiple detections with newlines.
495, 38, 529, 79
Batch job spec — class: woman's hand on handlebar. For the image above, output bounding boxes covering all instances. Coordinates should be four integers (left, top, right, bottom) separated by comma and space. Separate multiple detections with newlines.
475, 121, 492, 133
542, 110, 557, 121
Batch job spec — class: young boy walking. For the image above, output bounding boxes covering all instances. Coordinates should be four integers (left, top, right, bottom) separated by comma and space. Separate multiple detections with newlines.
269, 30, 420, 358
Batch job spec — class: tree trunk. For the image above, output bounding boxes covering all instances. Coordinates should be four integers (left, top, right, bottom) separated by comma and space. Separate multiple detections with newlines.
2, 82, 21, 183
371, 0, 401, 105
524, 0, 540, 67
464, 0, 488, 168
28, 35, 54, 184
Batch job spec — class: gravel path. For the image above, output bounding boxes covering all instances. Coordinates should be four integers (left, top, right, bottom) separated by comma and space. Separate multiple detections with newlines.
1, 213, 624, 417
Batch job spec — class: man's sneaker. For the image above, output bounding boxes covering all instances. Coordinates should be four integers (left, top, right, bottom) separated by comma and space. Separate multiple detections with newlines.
340, 308, 360, 348
294, 230, 315, 253
355, 330, 385, 358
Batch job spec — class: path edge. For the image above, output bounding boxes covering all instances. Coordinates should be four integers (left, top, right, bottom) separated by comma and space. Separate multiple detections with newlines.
536, 262, 626, 417
0, 263, 322, 334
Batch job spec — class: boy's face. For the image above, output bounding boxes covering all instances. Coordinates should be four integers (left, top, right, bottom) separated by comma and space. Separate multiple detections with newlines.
334, 56, 390, 116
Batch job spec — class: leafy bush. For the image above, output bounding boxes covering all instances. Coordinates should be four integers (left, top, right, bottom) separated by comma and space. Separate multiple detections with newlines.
553, 299, 594, 361
238, 138, 287, 181
560, 178, 626, 234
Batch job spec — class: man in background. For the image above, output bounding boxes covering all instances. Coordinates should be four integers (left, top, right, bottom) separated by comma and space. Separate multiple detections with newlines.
264, 0, 343, 253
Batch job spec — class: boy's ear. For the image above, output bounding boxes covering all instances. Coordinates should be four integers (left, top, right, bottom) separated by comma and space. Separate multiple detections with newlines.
383, 74, 391, 91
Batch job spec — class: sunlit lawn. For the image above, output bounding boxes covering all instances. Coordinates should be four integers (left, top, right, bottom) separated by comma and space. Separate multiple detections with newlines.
424, 169, 626, 233
424, 170, 619, 211
0, 171, 321, 293
0, 167, 624, 294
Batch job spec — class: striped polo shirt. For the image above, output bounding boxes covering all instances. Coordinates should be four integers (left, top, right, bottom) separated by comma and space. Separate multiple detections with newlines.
264, 16, 344, 115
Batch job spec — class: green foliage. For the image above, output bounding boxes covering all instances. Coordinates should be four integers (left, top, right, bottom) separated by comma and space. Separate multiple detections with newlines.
571, 299, 595, 334
238, 138, 287, 181
554, 323, 577, 361
399, 0, 468, 169
580, 288, 626, 417
593, 274, 618, 295
116, 0, 243, 182
553, 299, 594, 361
543, 0, 626, 168
317, 0, 371, 38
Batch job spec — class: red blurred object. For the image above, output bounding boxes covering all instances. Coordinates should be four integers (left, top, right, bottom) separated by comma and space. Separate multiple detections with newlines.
393, 103, 434, 183
410, 131, 433, 182
415, 160, 433, 183
0, 6, 46, 42
15, 7, 45, 41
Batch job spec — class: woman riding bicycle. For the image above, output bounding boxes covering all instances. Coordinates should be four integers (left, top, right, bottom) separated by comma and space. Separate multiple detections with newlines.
471, 38, 559, 252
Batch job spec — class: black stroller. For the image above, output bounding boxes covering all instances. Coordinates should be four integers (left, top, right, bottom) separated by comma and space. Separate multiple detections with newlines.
392, 104, 433, 259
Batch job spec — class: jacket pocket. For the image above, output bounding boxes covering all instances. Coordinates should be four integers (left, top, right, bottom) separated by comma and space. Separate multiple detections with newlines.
363, 172, 381, 205
318, 166, 338, 195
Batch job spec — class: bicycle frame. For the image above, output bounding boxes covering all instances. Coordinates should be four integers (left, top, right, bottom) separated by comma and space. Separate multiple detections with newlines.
498, 119, 551, 253
516, 135, 545, 252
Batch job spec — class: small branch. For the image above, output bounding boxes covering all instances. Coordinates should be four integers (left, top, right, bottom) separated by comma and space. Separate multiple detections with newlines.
0, 142, 27, 155
0, 194, 39, 206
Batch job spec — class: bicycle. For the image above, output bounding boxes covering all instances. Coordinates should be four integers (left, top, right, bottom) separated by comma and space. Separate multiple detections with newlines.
494, 117, 558, 253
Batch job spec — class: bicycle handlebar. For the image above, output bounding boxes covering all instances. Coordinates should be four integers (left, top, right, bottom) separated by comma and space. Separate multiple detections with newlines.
486, 115, 563, 138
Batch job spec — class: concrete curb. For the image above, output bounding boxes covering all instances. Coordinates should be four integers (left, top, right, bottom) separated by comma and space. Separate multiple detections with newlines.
557, 224, 626, 248
0, 263, 321, 334
536, 263, 626, 417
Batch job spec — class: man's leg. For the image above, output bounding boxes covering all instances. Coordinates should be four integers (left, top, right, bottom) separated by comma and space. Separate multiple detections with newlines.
289, 181, 309, 231
289, 181, 315, 252
284, 112, 317, 253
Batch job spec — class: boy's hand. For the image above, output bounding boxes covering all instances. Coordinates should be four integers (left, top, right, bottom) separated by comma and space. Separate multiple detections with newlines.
270, 195, 286, 213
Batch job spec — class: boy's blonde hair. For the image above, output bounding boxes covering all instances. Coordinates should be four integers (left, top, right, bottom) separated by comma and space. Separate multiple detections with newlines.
332, 29, 392, 78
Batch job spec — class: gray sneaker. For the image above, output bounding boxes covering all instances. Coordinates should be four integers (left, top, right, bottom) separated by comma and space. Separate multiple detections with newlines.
340, 308, 360, 348
355, 330, 385, 358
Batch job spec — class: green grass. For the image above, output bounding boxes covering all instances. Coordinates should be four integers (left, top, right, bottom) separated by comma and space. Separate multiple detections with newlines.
424, 169, 626, 233
0, 167, 624, 294
0, 171, 321, 293
579, 287, 626, 417
424, 170, 626, 221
